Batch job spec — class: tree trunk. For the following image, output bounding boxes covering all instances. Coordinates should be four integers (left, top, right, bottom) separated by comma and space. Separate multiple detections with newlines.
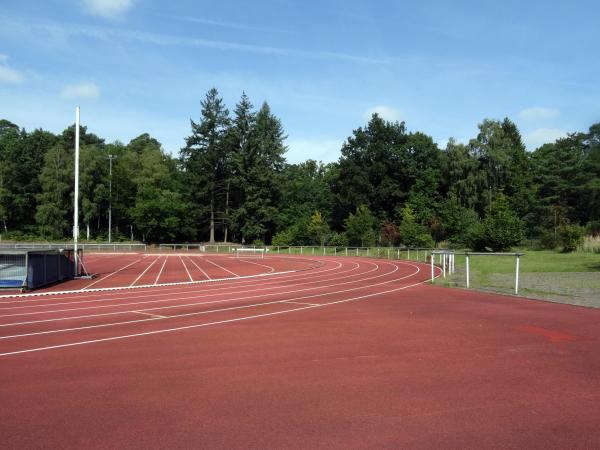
223, 181, 230, 243
209, 192, 215, 243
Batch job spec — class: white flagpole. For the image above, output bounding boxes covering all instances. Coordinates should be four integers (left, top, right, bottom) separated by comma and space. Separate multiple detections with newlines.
73, 106, 80, 276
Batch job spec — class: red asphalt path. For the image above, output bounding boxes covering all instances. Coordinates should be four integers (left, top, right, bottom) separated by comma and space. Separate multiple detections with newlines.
0, 256, 599, 448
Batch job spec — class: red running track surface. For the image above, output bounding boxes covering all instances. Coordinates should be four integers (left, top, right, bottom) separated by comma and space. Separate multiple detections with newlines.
32, 253, 318, 292
0, 255, 599, 449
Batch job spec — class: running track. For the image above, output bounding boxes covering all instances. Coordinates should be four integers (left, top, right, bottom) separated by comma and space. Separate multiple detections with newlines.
0, 255, 599, 448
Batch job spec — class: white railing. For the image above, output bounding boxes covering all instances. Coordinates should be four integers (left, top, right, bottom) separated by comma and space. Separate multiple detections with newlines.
0, 243, 147, 252
432, 250, 524, 295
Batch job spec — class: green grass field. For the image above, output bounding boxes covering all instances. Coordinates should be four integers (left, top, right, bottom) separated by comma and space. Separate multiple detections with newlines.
439, 250, 600, 307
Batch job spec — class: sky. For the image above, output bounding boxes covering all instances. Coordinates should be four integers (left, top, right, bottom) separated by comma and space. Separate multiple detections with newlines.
0, 0, 598, 163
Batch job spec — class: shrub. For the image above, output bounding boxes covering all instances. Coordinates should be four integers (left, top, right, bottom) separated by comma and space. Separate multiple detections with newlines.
398, 204, 435, 248
478, 195, 524, 251
328, 231, 349, 247
272, 229, 295, 246
344, 205, 377, 247
558, 225, 585, 252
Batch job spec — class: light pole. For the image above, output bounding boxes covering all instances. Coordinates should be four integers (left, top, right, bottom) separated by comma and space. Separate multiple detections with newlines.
74, 107, 80, 276
107, 154, 117, 244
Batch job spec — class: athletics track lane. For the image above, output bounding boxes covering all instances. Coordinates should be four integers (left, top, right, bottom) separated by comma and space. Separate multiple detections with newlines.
30, 253, 315, 292
0, 256, 599, 448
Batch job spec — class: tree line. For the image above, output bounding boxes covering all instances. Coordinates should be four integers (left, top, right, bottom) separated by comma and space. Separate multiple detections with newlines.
0, 88, 598, 251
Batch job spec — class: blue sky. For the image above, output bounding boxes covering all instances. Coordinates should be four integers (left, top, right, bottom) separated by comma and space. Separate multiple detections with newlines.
0, 0, 598, 162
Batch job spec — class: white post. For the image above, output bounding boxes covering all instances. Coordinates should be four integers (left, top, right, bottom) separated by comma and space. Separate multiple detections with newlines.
408, 248, 410, 260
430, 252, 435, 282
346, 248, 348, 256
73, 106, 80, 277
301, 246, 303, 255
466, 254, 470, 288
515, 255, 520, 295
442, 253, 446, 278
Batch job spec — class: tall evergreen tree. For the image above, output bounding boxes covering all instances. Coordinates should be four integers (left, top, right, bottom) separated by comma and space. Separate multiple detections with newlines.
35, 143, 73, 239
234, 102, 286, 243
181, 88, 231, 242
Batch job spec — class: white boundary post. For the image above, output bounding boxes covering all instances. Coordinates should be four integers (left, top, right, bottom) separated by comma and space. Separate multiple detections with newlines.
465, 254, 470, 288
430, 252, 435, 282
73, 106, 80, 277
442, 252, 446, 278
515, 254, 520, 295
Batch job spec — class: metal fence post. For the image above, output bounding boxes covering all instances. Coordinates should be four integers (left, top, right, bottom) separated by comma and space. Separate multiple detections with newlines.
515, 255, 520, 295
466, 254, 470, 288
430, 252, 435, 282
442, 252, 446, 278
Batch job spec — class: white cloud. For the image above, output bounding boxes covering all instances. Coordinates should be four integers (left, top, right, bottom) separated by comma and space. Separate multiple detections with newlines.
364, 105, 404, 122
286, 138, 343, 163
0, 55, 24, 83
82, 0, 136, 19
0, 65, 24, 83
525, 128, 567, 149
61, 82, 100, 99
518, 106, 560, 121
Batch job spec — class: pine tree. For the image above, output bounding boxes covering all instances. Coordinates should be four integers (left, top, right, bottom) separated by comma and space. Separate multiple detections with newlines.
181, 88, 231, 243
234, 102, 286, 243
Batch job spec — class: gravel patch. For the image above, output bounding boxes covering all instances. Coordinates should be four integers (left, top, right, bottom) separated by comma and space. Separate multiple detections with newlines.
444, 271, 600, 308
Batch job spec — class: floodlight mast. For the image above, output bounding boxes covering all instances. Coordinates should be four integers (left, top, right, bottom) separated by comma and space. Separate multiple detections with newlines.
73, 106, 80, 276
107, 154, 117, 244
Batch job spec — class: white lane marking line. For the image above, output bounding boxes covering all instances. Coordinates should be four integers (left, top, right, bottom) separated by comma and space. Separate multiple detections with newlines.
0, 258, 338, 306
0, 255, 331, 301
81, 256, 146, 290
179, 256, 194, 282
0, 261, 416, 336
283, 301, 321, 306
132, 311, 167, 319
0, 262, 350, 320
204, 257, 239, 277
129, 256, 161, 287
235, 257, 275, 273
184, 255, 212, 280
0, 265, 431, 357
0, 262, 384, 322
154, 256, 168, 285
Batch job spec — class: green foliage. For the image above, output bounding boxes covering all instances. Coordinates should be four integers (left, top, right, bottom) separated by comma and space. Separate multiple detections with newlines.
1, 95, 598, 248
35, 143, 73, 239
307, 211, 330, 246
272, 228, 295, 246
344, 204, 377, 247
558, 224, 585, 252
467, 194, 524, 251
328, 231, 349, 247
130, 144, 191, 242
440, 195, 480, 245
398, 204, 434, 247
